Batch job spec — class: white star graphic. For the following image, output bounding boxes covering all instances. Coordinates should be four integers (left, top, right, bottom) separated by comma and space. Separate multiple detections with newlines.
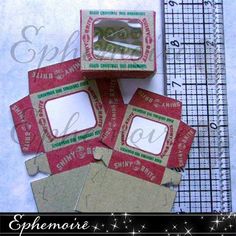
212, 216, 222, 228
141, 224, 146, 230
92, 224, 100, 232
185, 227, 192, 236
111, 222, 119, 231
210, 226, 215, 232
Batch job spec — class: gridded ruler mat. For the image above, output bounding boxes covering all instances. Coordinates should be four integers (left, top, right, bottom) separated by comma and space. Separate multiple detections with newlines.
163, 0, 231, 212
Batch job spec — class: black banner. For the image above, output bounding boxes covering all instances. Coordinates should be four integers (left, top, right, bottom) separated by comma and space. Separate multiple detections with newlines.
0, 213, 235, 236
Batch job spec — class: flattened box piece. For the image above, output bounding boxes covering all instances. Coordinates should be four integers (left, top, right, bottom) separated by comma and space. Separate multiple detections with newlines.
101, 88, 196, 169
11, 59, 124, 175
32, 166, 89, 212
95, 147, 182, 186
75, 148, 177, 212
80, 10, 156, 79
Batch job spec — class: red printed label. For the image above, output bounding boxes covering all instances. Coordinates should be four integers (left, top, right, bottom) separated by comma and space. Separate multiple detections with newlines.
108, 151, 165, 185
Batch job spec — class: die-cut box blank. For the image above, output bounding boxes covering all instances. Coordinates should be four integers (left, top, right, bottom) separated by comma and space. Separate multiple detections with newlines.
75, 89, 196, 212
10, 58, 123, 176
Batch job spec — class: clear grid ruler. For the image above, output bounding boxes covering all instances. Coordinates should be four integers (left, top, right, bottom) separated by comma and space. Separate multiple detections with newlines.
163, 0, 232, 212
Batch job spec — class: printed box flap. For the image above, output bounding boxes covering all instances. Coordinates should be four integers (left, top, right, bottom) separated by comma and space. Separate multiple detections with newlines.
28, 58, 83, 94
26, 139, 103, 175
94, 147, 182, 186
129, 88, 182, 119
10, 96, 44, 153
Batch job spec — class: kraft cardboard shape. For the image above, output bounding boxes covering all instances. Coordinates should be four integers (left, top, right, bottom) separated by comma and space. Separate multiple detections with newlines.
11, 58, 123, 175
31, 166, 89, 212
75, 147, 179, 212
101, 88, 196, 169
80, 10, 156, 79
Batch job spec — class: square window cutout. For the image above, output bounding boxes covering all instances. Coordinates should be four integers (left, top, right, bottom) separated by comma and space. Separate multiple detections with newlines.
93, 19, 143, 60
45, 92, 96, 137
127, 116, 168, 155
